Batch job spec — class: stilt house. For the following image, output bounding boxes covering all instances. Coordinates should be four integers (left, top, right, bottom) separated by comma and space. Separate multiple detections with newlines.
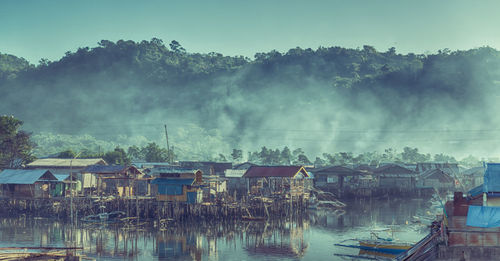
26, 158, 107, 194
0, 169, 59, 198
416, 168, 455, 191
82, 165, 147, 197
243, 166, 310, 198
373, 164, 418, 192
151, 168, 203, 204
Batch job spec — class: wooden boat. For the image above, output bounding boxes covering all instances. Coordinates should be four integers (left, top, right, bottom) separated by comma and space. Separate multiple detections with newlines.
358, 239, 412, 254
335, 231, 413, 255
359, 249, 397, 258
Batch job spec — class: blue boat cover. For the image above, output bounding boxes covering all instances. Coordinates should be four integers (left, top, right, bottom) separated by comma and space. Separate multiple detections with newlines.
484, 163, 500, 192
468, 184, 484, 197
466, 205, 500, 227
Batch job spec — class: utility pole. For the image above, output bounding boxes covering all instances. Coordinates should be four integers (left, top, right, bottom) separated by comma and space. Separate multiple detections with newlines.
70, 151, 82, 227
164, 124, 171, 164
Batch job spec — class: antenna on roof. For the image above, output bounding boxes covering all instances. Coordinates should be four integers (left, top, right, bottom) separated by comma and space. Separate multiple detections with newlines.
164, 124, 172, 164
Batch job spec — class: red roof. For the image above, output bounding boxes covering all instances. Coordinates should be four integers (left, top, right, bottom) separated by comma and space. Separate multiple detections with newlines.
243, 166, 308, 178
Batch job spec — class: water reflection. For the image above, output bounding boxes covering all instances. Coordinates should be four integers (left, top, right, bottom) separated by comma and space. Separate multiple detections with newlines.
244, 220, 308, 259
0, 199, 432, 260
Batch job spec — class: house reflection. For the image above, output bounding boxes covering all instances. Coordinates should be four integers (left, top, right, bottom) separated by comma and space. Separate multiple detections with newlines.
156, 232, 202, 261
244, 220, 309, 259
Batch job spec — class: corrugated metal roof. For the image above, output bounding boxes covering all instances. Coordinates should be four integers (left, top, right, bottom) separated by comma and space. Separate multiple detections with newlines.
233, 162, 257, 170
149, 167, 199, 175
0, 169, 57, 184
373, 164, 416, 175
419, 169, 454, 182
462, 166, 485, 176
151, 178, 194, 185
54, 174, 70, 181
243, 166, 309, 178
314, 165, 366, 176
131, 162, 171, 169
225, 169, 246, 178
484, 163, 500, 192
83, 165, 128, 173
27, 158, 106, 168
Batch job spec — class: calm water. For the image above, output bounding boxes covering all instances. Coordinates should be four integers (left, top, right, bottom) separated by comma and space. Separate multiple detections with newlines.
0, 198, 436, 260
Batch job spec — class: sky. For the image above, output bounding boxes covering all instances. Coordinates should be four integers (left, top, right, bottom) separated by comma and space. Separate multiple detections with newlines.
2, 0, 500, 63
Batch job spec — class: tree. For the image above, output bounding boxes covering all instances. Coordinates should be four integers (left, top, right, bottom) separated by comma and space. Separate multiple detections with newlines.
127, 145, 143, 161
434, 153, 457, 163
296, 154, 312, 165
460, 155, 481, 168
217, 153, 227, 162
169, 40, 186, 53
314, 156, 325, 167
57, 150, 76, 158
0, 116, 35, 168
292, 148, 305, 163
38, 58, 50, 67
269, 149, 281, 165
248, 151, 259, 163
150, 37, 164, 47
259, 146, 270, 165
141, 142, 168, 162
401, 147, 430, 163
280, 146, 292, 165
338, 152, 353, 166
322, 153, 336, 166
231, 149, 243, 162
103, 147, 130, 165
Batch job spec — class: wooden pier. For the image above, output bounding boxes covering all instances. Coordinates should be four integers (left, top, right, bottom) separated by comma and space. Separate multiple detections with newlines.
0, 196, 308, 223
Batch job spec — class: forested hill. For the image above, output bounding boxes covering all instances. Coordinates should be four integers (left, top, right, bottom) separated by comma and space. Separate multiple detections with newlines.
2, 38, 500, 158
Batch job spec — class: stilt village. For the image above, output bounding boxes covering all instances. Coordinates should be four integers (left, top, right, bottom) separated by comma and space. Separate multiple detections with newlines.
0, 159, 470, 221
1, 156, 500, 260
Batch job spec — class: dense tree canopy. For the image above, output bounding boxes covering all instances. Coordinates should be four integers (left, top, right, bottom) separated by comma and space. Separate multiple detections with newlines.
2, 39, 499, 164
0, 116, 35, 168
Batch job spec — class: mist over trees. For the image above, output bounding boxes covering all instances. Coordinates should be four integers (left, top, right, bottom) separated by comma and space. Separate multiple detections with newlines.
1, 39, 500, 159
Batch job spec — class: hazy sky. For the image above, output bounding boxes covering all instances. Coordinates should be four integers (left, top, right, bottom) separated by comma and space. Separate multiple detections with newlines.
2, 0, 500, 63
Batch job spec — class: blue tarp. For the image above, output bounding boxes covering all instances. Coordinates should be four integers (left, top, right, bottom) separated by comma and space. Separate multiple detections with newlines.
484, 163, 500, 192
152, 178, 194, 196
158, 184, 183, 195
466, 205, 500, 227
469, 184, 484, 197
151, 178, 194, 185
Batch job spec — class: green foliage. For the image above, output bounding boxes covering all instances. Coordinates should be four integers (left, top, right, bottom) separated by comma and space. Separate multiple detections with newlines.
231, 149, 243, 162
295, 154, 312, 165
0, 53, 31, 80
0, 116, 35, 168
401, 147, 431, 163
433, 153, 457, 163
140, 142, 170, 162
103, 147, 130, 165
57, 150, 76, 158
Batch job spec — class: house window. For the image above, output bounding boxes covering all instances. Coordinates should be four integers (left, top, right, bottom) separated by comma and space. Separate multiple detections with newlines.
327, 176, 338, 183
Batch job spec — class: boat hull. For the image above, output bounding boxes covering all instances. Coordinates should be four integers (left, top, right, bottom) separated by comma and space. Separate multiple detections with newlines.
358, 240, 412, 254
